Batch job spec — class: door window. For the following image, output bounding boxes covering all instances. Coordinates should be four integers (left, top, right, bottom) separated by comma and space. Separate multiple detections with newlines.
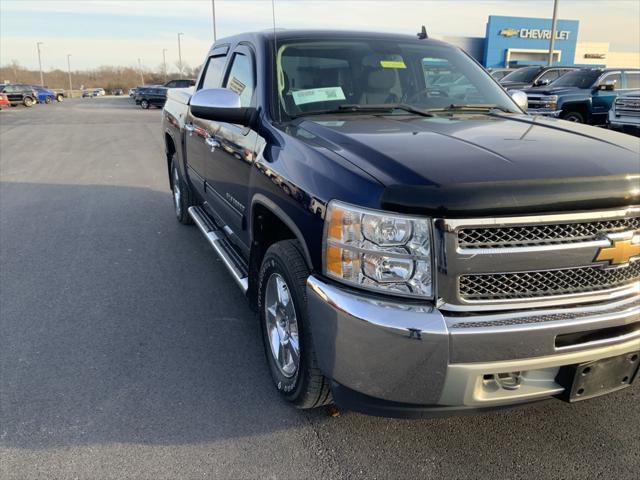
601, 73, 622, 88
624, 72, 640, 89
201, 55, 228, 90
224, 53, 255, 107
538, 69, 560, 83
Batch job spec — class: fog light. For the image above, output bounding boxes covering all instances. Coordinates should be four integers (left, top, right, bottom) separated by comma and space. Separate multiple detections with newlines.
495, 372, 523, 390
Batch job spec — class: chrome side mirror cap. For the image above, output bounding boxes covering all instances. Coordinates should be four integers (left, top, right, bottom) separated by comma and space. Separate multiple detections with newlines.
510, 90, 528, 111
598, 80, 616, 91
189, 88, 254, 126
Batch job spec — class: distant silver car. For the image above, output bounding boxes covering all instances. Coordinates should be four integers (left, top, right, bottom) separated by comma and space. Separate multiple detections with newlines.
608, 90, 640, 133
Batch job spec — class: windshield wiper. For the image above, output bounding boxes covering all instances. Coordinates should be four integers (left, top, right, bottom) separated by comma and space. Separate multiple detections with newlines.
290, 103, 434, 119
427, 104, 514, 113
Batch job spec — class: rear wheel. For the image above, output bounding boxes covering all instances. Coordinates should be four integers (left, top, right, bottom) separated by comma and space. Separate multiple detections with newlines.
23, 96, 34, 107
140, 99, 149, 109
170, 155, 194, 225
258, 240, 332, 409
56, 94, 64, 102
44, 96, 52, 104
561, 111, 584, 123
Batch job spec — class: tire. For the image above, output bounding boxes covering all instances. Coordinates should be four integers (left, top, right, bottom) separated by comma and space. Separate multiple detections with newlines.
140, 99, 149, 109
44, 96, 52, 104
56, 94, 64, 102
23, 96, 34, 107
258, 240, 332, 409
170, 155, 194, 225
561, 111, 584, 123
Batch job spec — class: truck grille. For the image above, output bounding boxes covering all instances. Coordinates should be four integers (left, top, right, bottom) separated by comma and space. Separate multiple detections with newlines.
614, 96, 640, 116
458, 217, 640, 249
459, 262, 640, 301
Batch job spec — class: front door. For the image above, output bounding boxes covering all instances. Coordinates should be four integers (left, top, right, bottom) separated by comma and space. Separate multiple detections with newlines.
204, 45, 258, 252
592, 72, 622, 123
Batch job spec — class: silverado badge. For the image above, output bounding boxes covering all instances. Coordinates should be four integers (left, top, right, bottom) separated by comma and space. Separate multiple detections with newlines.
595, 235, 640, 267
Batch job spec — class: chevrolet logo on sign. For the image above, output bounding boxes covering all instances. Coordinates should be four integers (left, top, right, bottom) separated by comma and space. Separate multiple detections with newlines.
595, 234, 640, 267
499, 28, 520, 37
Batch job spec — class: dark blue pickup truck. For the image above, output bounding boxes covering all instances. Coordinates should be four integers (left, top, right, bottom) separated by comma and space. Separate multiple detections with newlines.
162, 30, 640, 417
524, 68, 640, 123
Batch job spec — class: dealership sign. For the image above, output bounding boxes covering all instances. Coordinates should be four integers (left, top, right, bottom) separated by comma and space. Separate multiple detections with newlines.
499, 28, 571, 40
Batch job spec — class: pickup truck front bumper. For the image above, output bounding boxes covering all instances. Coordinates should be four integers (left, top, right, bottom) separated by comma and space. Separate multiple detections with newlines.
527, 108, 563, 117
307, 276, 640, 417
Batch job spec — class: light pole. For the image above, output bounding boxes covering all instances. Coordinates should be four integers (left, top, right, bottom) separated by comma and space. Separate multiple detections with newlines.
548, 0, 559, 66
162, 48, 168, 83
36, 42, 44, 86
211, 0, 217, 41
67, 54, 72, 91
177, 32, 184, 79
138, 58, 144, 85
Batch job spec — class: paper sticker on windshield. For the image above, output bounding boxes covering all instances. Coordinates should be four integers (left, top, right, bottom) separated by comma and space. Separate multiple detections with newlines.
292, 87, 346, 105
380, 60, 406, 69
228, 77, 246, 95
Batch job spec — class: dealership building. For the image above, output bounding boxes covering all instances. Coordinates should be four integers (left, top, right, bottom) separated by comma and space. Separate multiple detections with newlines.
437, 15, 640, 69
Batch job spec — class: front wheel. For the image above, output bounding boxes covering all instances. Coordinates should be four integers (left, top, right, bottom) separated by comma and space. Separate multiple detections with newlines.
44, 96, 52, 104
56, 94, 64, 102
561, 111, 584, 123
23, 96, 34, 107
140, 99, 149, 109
258, 240, 332, 409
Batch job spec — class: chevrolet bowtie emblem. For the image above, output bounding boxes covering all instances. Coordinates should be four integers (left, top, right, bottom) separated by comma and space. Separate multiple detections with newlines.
595, 237, 640, 266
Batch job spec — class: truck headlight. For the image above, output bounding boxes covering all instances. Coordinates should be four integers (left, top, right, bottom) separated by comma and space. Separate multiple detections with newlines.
540, 95, 558, 109
323, 201, 433, 299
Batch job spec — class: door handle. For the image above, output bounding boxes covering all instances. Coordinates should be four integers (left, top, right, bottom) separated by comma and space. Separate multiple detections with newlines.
184, 123, 194, 134
205, 136, 221, 151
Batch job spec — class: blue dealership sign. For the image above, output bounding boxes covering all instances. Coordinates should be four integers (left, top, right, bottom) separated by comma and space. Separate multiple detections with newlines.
484, 15, 579, 68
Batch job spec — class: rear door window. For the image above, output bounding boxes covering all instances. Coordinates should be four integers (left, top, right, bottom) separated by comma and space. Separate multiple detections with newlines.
624, 72, 640, 89
201, 55, 228, 90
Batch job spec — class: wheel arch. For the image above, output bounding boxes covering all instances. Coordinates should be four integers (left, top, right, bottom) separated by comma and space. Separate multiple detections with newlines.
248, 194, 314, 309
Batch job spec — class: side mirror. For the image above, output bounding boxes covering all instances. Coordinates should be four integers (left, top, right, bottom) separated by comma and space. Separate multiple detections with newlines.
535, 78, 551, 86
510, 90, 528, 111
189, 88, 254, 126
598, 80, 616, 91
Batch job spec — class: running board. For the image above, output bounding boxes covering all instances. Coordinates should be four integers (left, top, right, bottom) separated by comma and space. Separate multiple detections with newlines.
188, 206, 249, 293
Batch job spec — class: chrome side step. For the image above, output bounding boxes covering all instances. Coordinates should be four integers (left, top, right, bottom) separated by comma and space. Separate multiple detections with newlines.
188, 206, 249, 293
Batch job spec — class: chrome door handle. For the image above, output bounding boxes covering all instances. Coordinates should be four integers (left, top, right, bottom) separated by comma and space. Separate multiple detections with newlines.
205, 137, 221, 151
184, 123, 194, 134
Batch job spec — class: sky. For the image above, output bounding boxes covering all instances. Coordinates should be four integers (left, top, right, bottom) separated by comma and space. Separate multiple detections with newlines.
1, 0, 639, 72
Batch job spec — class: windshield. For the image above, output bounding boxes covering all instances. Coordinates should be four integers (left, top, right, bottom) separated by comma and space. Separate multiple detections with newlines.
550, 70, 601, 88
500, 66, 541, 83
276, 39, 520, 118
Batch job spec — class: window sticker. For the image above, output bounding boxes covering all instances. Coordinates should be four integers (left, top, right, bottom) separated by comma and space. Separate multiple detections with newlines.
380, 60, 406, 69
228, 77, 246, 95
292, 87, 346, 105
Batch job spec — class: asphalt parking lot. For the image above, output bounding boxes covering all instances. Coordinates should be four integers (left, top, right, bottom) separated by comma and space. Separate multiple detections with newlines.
1, 97, 638, 480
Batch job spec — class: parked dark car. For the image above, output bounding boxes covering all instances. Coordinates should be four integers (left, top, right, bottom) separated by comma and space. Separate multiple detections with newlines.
0, 84, 38, 107
500, 65, 577, 90
524, 68, 640, 123
162, 30, 640, 418
112, 88, 124, 96
82, 89, 98, 98
135, 86, 167, 109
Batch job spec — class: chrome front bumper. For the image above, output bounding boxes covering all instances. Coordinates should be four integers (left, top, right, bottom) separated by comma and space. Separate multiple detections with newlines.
526, 108, 563, 117
307, 276, 640, 412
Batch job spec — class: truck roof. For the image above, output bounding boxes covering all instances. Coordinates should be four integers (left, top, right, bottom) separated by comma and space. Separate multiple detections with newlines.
209, 29, 452, 54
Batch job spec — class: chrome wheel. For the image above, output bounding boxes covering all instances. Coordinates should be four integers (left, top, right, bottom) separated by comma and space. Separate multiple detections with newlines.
172, 166, 181, 217
265, 273, 300, 378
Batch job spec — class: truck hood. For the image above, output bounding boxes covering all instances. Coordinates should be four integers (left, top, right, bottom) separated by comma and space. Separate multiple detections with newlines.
523, 86, 587, 95
298, 113, 640, 216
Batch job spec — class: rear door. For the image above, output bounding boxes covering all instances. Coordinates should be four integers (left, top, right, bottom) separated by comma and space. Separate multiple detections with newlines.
183, 46, 229, 196
204, 44, 258, 251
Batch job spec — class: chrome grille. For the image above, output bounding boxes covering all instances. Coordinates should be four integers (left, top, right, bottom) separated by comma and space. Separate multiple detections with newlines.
458, 217, 640, 249
459, 262, 640, 301
614, 97, 640, 116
